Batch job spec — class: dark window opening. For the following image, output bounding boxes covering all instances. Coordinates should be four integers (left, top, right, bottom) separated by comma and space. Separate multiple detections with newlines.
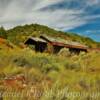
69, 48, 87, 54
53, 45, 64, 54
25, 39, 47, 52
35, 42, 47, 52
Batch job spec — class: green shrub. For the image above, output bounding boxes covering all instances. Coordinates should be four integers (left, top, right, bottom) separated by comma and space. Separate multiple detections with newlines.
58, 48, 71, 57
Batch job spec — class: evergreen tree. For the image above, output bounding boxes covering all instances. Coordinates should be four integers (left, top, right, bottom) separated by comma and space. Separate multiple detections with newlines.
0, 26, 7, 38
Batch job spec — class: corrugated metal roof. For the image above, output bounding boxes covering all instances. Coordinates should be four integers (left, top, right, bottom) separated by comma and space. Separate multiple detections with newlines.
40, 35, 88, 48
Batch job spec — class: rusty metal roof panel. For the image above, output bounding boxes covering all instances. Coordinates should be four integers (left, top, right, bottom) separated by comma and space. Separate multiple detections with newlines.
40, 35, 88, 48
66, 41, 88, 48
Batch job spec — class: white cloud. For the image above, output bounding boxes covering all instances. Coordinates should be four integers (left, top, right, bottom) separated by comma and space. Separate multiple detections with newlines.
0, 0, 100, 31
87, 0, 100, 6
33, 0, 63, 10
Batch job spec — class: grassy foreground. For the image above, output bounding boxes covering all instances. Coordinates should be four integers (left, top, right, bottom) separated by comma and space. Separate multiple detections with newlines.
0, 46, 100, 100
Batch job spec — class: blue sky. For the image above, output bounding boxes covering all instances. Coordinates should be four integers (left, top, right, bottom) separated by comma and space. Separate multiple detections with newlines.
68, 18, 100, 42
0, 0, 100, 42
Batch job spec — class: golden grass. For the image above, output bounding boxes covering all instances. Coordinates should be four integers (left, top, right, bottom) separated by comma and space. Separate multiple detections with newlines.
0, 47, 100, 100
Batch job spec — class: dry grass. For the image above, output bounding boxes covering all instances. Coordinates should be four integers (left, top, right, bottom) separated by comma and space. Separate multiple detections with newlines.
0, 46, 100, 100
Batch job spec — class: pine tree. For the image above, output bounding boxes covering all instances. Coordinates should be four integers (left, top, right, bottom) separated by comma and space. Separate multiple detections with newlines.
0, 26, 7, 39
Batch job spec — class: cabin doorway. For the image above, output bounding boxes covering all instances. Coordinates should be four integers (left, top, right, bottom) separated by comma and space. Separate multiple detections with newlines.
25, 38, 47, 53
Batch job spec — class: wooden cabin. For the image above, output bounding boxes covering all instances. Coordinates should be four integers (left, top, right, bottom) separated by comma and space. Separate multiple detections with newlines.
40, 35, 88, 54
24, 35, 88, 54
24, 37, 47, 52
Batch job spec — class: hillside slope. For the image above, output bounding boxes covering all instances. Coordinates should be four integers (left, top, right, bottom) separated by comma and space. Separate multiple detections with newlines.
1, 24, 100, 48
0, 24, 100, 100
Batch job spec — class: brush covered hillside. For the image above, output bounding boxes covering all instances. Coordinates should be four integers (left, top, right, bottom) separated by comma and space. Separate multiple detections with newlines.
2, 24, 99, 48
0, 24, 100, 100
